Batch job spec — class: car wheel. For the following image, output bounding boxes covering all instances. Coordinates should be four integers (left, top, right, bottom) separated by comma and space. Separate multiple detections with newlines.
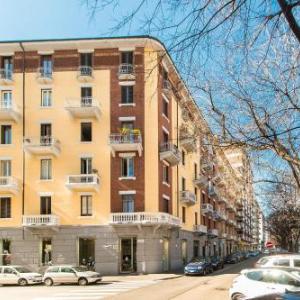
231, 293, 246, 300
44, 278, 53, 286
78, 277, 88, 286
18, 278, 28, 286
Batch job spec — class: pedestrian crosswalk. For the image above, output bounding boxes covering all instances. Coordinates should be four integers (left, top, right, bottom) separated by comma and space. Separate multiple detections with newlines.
34, 280, 157, 300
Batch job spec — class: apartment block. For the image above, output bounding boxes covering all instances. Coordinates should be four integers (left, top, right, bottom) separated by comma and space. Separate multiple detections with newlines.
0, 36, 260, 274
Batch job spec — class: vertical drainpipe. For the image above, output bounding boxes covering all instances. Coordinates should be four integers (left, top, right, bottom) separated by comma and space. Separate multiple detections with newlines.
176, 93, 179, 218
19, 42, 25, 240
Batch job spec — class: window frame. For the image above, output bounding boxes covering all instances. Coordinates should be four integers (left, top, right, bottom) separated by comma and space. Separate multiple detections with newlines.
0, 197, 11, 218
121, 86, 134, 104
121, 157, 134, 178
41, 89, 52, 107
0, 125, 12, 145
40, 159, 52, 180
80, 195, 92, 216
80, 122, 92, 142
122, 194, 135, 213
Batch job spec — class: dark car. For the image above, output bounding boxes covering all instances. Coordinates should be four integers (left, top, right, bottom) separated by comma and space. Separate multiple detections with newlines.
211, 256, 224, 270
225, 254, 239, 264
184, 257, 213, 275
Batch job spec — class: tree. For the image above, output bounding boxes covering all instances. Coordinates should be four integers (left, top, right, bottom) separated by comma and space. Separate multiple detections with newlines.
83, 1, 300, 190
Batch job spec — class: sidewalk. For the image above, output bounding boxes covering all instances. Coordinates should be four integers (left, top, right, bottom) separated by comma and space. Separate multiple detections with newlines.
103, 273, 183, 283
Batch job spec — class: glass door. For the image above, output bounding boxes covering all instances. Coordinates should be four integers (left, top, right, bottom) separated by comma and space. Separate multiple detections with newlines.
162, 239, 169, 272
120, 238, 137, 273
181, 240, 187, 266
41, 56, 52, 77
40, 123, 52, 145
2, 57, 13, 80
0, 160, 11, 177
1, 91, 12, 108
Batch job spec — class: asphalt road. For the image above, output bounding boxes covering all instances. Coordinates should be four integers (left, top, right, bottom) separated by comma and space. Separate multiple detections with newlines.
0, 257, 259, 300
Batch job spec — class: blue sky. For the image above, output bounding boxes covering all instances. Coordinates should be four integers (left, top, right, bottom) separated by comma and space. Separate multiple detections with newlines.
0, 0, 145, 41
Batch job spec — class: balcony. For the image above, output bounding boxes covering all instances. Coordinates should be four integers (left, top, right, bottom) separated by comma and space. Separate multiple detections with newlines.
212, 210, 223, 221
212, 174, 225, 186
179, 130, 197, 153
109, 212, 181, 228
208, 185, 218, 198
0, 100, 20, 122
0, 177, 19, 194
217, 196, 228, 205
65, 174, 100, 192
180, 190, 196, 206
162, 80, 172, 97
22, 215, 59, 229
109, 132, 143, 157
0, 69, 13, 85
77, 66, 94, 82
193, 176, 208, 189
193, 224, 207, 235
118, 64, 135, 81
160, 142, 181, 165
201, 203, 214, 215
36, 68, 53, 84
208, 228, 218, 238
24, 137, 61, 156
65, 97, 101, 119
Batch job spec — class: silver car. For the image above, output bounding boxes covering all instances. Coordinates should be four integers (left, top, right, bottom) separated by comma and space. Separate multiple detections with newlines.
43, 265, 102, 286
0, 265, 42, 286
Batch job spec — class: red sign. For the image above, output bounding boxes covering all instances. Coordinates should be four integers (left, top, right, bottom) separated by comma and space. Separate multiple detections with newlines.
265, 241, 273, 248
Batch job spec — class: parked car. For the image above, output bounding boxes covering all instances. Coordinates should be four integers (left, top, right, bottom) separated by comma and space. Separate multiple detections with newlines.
0, 265, 42, 286
210, 256, 224, 270
43, 265, 102, 286
229, 268, 300, 300
247, 290, 300, 300
225, 254, 239, 264
249, 250, 260, 257
184, 257, 213, 275
255, 255, 300, 269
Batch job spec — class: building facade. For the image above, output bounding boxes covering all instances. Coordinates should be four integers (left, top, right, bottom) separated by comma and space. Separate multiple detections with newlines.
0, 36, 260, 274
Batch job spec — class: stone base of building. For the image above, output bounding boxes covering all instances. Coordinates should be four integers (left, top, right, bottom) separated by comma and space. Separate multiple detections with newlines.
0, 226, 239, 274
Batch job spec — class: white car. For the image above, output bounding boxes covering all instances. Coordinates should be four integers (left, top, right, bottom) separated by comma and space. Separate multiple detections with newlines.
43, 265, 102, 286
229, 268, 300, 300
255, 254, 300, 269
0, 265, 42, 286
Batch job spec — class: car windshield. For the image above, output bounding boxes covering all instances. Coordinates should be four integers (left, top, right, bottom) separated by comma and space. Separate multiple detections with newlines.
190, 258, 205, 263
73, 266, 88, 272
211, 257, 218, 262
14, 267, 31, 273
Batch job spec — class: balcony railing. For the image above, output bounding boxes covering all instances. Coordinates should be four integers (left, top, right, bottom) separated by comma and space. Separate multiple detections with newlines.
180, 190, 196, 206
66, 174, 100, 191
193, 176, 208, 189
0, 69, 13, 84
208, 228, 219, 238
208, 185, 218, 198
65, 97, 101, 119
36, 68, 53, 83
201, 203, 214, 215
0, 176, 19, 194
180, 136, 197, 153
110, 212, 181, 227
212, 175, 224, 186
22, 215, 59, 227
24, 136, 61, 156
160, 142, 181, 165
109, 133, 143, 157
0, 100, 20, 122
193, 224, 207, 235
201, 162, 214, 173
77, 66, 94, 82
118, 63, 135, 80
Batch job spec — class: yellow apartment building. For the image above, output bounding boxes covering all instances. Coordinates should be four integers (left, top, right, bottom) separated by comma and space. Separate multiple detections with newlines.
0, 36, 258, 274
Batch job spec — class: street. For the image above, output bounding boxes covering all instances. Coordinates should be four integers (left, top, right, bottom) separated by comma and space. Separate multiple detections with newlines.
0, 257, 258, 300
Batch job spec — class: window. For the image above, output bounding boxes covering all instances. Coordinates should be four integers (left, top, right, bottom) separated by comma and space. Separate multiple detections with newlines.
1, 125, 11, 144
47, 267, 59, 273
79, 238, 95, 266
163, 131, 169, 143
40, 123, 52, 145
182, 151, 185, 165
195, 212, 198, 225
40, 196, 51, 215
121, 52, 133, 64
122, 194, 134, 212
81, 122, 92, 142
0, 160, 11, 176
40, 159, 52, 180
201, 192, 205, 204
40, 55, 52, 77
121, 157, 134, 177
163, 98, 168, 118
162, 164, 169, 183
2, 57, 13, 79
81, 87, 92, 106
80, 53, 92, 67
3, 267, 14, 274
0, 198, 11, 218
1, 91, 12, 107
194, 163, 197, 179
81, 195, 92, 216
194, 188, 197, 200
61, 267, 75, 273
182, 177, 186, 191
182, 207, 186, 223
81, 158, 92, 174
274, 259, 290, 267
41, 89, 52, 107
121, 86, 133, 104
163, 197, 169, 213
294, 259, 300, 268
41, 239, 52, 265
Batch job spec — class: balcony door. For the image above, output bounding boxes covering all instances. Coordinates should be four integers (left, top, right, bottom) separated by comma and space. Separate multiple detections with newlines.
1, 91, 12, 108
0, 160, 11, 177
40, 196, 51, 215
41, 55, 52, 76
120, 237, 137, 273
80, 158, 92, 175
81, 87, 92, 106
121, 52, 133, 64
2, 57, 13, 79
80, 53, 92, 67
40, 123, 52, 145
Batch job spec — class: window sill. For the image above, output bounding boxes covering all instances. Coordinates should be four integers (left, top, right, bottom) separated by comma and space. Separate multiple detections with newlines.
80, 141, 93, 144
39, 179, 53, 182
40, 106, 52, 109
0, 218, 12, 220
0, 144, 13, 147
119, 103, 136, 107
119, 177, 136, 181
162, 181, 170, 187
78, 215, 95, 219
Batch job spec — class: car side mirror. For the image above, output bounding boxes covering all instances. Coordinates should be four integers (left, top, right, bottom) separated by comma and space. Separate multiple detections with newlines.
13, 271, 18, 275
